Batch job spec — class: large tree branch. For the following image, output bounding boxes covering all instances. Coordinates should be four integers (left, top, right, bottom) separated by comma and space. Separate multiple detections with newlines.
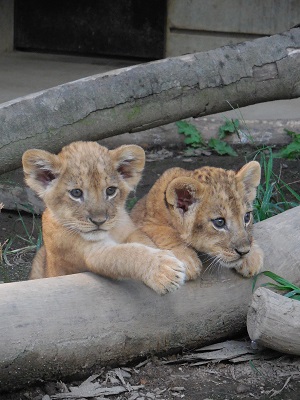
0, 27, 300, 174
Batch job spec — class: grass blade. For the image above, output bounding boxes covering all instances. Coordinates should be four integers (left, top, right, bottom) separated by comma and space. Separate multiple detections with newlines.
253, 271, 300, 302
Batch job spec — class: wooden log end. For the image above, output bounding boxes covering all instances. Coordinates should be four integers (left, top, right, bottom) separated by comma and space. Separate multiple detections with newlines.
247, 287, 300, 356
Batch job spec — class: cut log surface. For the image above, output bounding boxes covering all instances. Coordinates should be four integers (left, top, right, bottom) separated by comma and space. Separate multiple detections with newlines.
247, 287, 300, 355
0, 206, 300, 391
0, 27, 300, 174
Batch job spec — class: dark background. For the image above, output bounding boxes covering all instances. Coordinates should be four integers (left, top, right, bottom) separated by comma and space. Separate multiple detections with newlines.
14, 0, 166, 59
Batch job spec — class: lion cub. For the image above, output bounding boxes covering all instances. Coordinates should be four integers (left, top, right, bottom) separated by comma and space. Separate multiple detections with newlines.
131, 161, 264, 279
22, 141, 185, 294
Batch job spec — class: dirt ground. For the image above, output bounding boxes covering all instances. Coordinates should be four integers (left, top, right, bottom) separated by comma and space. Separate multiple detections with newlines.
1, 150, 300, 399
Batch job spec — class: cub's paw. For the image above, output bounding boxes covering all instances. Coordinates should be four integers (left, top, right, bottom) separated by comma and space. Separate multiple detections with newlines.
172, 249, 202, 281
235, 243, 264, 278
145, 250, 186, 295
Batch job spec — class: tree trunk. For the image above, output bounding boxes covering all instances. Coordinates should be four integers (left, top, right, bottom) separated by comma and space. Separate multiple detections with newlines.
1, 27, 300, 174
0, 206, 300, 391
247, 287, 300, 355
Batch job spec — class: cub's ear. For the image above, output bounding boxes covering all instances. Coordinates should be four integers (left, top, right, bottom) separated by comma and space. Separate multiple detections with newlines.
166, 177, 202, 214
110, 145, 145, 190
22, 149, 61, 198
236, 161, 261, 202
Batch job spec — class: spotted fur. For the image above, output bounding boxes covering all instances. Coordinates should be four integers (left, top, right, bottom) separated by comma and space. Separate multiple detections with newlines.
131, 162, 264, 279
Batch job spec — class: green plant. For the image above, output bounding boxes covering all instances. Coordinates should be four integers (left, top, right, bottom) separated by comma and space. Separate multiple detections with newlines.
176, 120, 206, 148
252, 148, 300, 222
275, 129, 300, 159
208, 138, 238, 156
176, 120, 237, 156
253, 271, 300, 301
218, 118, 240, 139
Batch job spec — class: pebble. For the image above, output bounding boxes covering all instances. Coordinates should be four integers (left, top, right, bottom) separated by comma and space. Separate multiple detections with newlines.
236, 384, 248, 394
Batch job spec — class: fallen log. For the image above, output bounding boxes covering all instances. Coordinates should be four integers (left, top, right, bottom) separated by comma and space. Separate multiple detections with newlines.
1, 27, 300, 174
247, 287, 300, 355
0, 206, 299, 392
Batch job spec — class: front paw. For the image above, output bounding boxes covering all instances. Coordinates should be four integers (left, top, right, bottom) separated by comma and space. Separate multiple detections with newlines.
235, 243, 264, 278
145, 250, 186, 295
172, 250, 202, 281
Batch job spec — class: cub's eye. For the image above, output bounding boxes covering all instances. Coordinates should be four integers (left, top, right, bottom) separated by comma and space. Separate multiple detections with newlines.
69, 188, 83, 199
212, 218, 226, 229
244, 212, 251, 224
106, 186, 117, 197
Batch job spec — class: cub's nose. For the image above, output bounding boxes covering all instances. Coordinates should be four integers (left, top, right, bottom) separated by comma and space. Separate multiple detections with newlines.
88, 217, 107, 227
235, 248, 250, 257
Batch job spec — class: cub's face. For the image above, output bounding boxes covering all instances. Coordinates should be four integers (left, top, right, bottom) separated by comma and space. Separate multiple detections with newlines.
166, 162, 261, 269
22, 141, 145, 240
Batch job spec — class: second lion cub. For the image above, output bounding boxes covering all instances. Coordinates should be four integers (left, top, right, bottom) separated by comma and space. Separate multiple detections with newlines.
131, 161, 264, 279
22, 141, 185, 294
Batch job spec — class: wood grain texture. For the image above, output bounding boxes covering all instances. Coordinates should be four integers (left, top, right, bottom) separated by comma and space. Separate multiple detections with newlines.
0, 206, 299, 391
247, 287, 300, 355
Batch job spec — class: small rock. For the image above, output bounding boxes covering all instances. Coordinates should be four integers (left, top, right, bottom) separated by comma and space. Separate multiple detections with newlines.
236, 384, 248, 394
119, 368, 132, 379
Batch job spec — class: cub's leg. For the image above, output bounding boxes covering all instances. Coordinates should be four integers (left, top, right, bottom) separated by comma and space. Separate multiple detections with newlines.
84, 242, 186, 295
126, 229, 157, 248
167, 246, 202, 281
234, 241, 264, 278
29, 246, 47, 279
140, 225, 202, 281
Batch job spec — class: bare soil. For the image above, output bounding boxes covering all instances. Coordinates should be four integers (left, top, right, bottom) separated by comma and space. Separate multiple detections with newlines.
1, 150, 300, 400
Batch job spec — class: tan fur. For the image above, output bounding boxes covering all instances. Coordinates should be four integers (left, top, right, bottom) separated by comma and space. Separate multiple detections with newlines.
22, 141, 185, 294
131, 162, 264, 279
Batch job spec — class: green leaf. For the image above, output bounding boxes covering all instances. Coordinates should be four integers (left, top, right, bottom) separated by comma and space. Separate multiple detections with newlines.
275, 142, 300, 159
36, 229, 43, 250
261, 271, 300, 290
253, 271, 300, 296
284, 289, 300, 298
278, 179, 300, 202
176, 121, 206, 148
274, 129, 300, 159
208, 138, 238, 156
218, 119, 239, 139
285, 129, 300, 142
261, 282, 294, 291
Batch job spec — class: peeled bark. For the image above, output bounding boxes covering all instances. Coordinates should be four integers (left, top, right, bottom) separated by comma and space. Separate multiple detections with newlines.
0, 206, 299, 391
1, 27, 300, 174
247, 287, 300, 355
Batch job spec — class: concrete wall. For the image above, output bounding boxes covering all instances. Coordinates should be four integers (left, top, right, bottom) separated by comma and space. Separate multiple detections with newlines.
2, 1, 300, 58
166, 0, 300, 56
0, 0, 14, 52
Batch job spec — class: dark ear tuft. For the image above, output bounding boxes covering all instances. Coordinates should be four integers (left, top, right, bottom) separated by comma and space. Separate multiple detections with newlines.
117, 161, 134, 179
36, 169, 57, 187
166, 176, 202, 215
175, 188, 194, 213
